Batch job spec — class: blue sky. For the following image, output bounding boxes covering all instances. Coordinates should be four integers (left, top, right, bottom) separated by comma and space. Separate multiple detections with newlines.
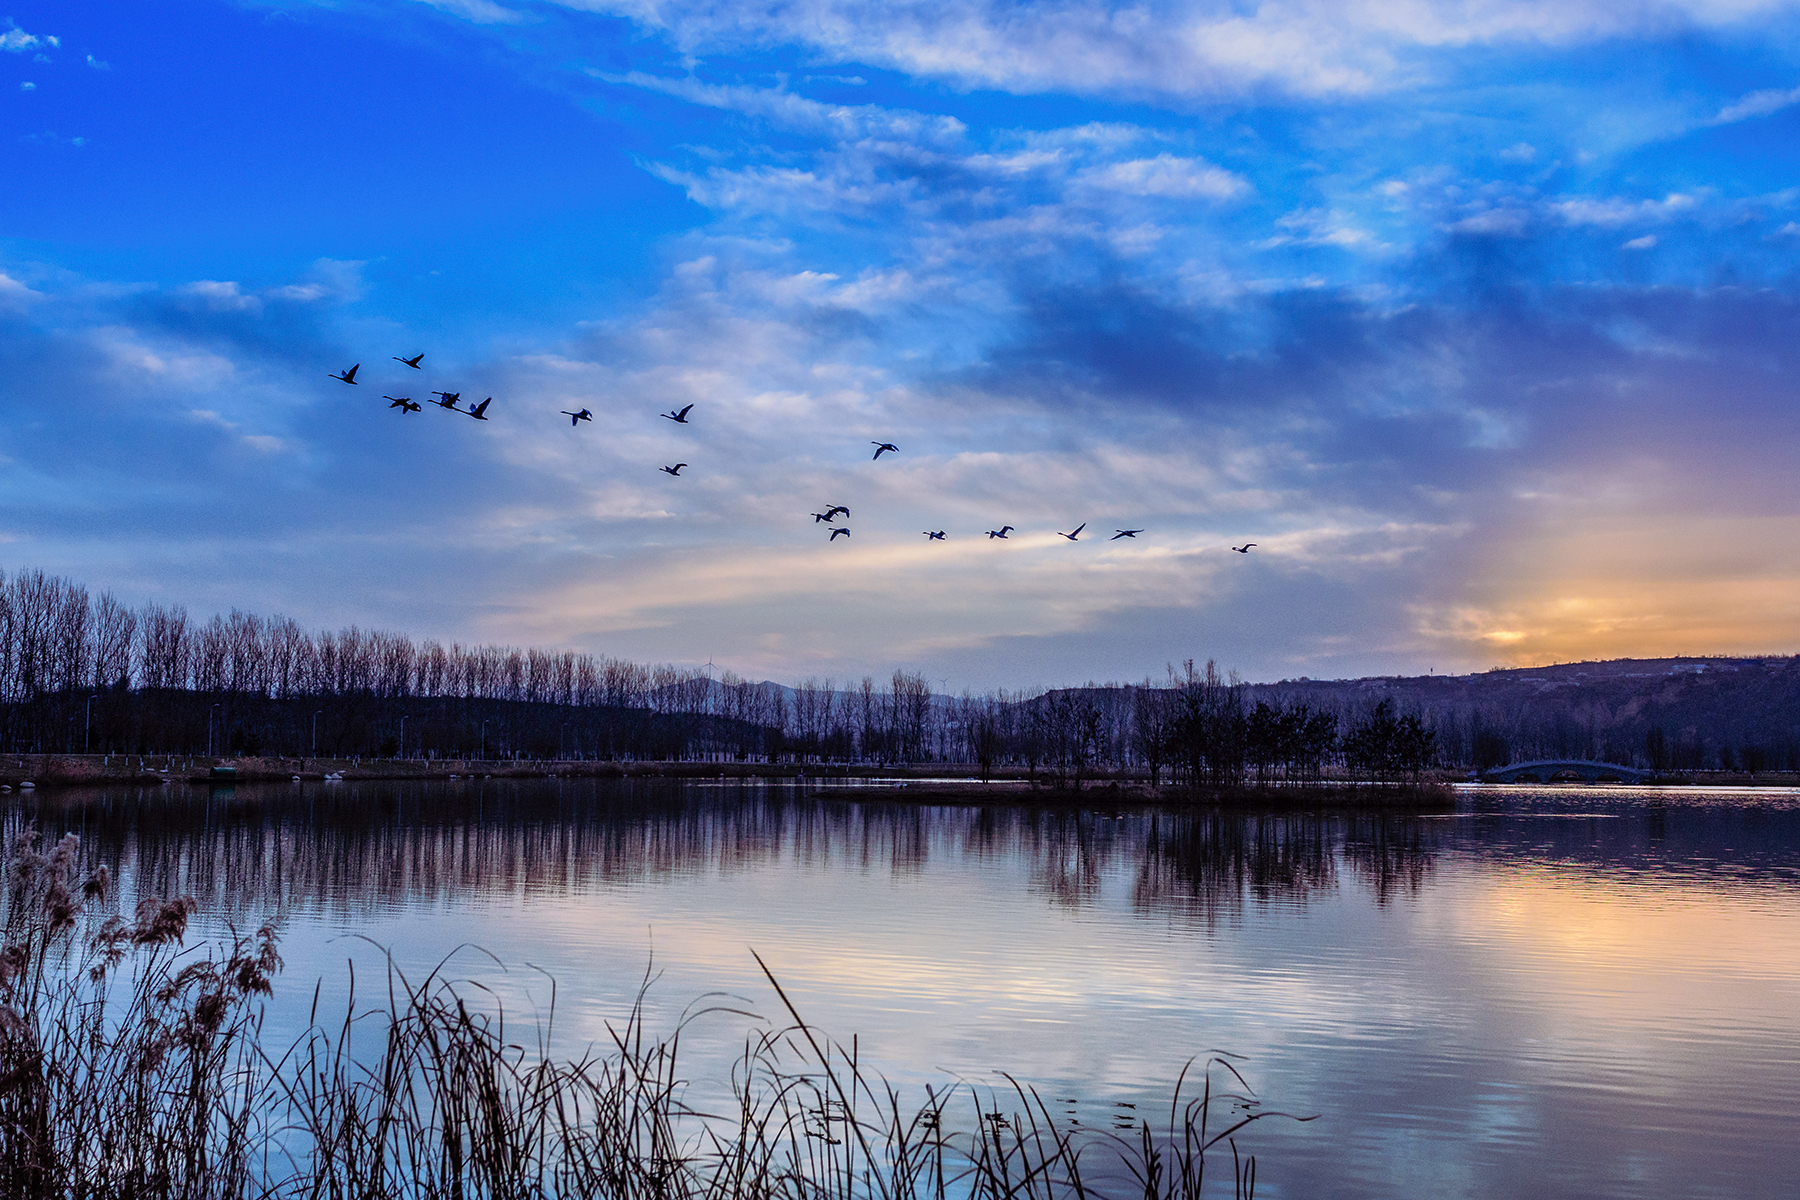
4, 0, 1800, 688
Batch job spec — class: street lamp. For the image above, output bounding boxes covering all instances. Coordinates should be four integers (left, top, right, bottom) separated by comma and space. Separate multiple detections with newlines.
208, 703, 221, 759
480, 719, 487, 761
311, 709, 323, 757
85, 694, 99, 754
399, 715, 407, 760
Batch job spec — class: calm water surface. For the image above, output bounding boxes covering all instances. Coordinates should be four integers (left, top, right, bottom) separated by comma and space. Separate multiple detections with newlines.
13, 779, 1800, 1198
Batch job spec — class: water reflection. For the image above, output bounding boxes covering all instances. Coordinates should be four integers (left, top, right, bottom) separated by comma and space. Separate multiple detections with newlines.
8, 782, 1465, 921
12, 782, 1799, 920
3, 780, 1798, 1200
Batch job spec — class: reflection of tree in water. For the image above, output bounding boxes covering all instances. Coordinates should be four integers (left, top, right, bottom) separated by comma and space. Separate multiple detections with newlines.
1134, 813, 1336, 920
1340, 815, 1441, 905
1132, 812, 1441, 919
6, 784, 1438, 921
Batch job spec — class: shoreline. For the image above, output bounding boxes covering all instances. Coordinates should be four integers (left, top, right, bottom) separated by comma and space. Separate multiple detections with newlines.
0, 754, 1450, 808
3, 752, 1792, 801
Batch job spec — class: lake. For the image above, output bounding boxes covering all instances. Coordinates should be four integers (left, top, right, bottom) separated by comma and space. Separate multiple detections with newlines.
11, 779, 1800, 1198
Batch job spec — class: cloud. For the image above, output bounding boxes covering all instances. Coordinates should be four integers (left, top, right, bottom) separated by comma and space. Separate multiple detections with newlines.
553, 0, 1800, 100
415, 0, 525, 23
0, 26, 42, 52
605, 72, 966, 142
1072, 155, 1248, 201
18, 81, 33, 91
1714, 84, 1800, 123
1623, 234, 1657, 249
1552, 192, 1699, 227
178, 280, 263, 312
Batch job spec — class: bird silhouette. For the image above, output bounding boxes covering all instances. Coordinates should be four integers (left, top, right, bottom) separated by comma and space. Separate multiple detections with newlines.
871, 442, 898, 459
924, 531, 946, 540
823, 504, 850, 521
662, 404, 694, 424
331, 364, 360, 385
986, 526, 1014, 539
660, 463, 687, 476
467, 398, 491, 420
384, 395, 421, 413
1058, 523, 1086, 541
562, 409, 593, 426
393, 354, 424, 369
829, 527, 850, 540
430, 391, 461, 409
1232, 543, 1257, 553
1111, 529, 1143, 540
811, 512, 832, 523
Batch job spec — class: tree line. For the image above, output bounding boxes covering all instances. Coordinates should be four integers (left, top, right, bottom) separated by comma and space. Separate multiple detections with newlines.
0, 564, 1426, 783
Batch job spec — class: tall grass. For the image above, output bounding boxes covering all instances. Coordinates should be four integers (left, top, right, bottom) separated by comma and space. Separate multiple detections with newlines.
0, 828, 1307, 1199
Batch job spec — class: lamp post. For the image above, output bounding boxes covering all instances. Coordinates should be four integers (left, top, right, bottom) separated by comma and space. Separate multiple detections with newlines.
399, 715, 407, 760
85, 694, 98, 754
480, 720, 487, 762
311, 709, 322, 757
208, 703, 221, 759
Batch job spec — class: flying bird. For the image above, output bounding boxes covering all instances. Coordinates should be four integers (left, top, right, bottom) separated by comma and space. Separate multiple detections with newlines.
331, 364, 360, 385
384, 395, 421, 413
660, 463, 687, 476
829, 527, 850, 540
1058, 523, 1086, 541
986, 526, 1014, 539
871, 442, 898, 459
823, 504, 850, 521
393, 354, 424, 369
562, 409, 593, 426
924, 531, 946, 540
430, 391, 461, 409
811, 512, 832, 523
467, 398, 491, 420
1232, 543, 1257, 554
1111, 529, 1143, 540
662, 404, 694, 424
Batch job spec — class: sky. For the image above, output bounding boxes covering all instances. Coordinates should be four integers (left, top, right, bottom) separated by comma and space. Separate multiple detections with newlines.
3, 0, 1800, 690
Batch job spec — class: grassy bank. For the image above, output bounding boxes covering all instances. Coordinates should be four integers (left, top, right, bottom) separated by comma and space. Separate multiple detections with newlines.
0, 826, 1303, 1199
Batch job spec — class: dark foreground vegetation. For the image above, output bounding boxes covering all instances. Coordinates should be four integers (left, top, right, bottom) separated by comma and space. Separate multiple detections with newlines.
3, 563, 1796, 781
0, 825, 1300, 1199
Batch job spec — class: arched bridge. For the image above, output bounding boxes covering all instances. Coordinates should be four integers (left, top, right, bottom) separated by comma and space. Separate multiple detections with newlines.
1479, 759, 1649, 784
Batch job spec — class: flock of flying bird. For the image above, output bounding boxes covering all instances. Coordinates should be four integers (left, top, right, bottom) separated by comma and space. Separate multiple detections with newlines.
332, 355, 1263, 554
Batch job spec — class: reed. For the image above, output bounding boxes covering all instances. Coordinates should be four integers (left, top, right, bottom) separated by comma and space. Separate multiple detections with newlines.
0, 828, 1307, 1199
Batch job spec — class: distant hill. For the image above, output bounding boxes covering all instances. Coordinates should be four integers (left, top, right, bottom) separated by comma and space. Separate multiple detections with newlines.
1242, 656, 1800, 771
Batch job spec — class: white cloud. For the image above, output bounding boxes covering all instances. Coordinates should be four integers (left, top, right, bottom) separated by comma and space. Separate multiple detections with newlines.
18, 81, 33, 91
1622, 234, 1657, 249
1498, 142, 1538, 162
1073, 154, 1248, 201
551, 0, 1800, 100
604, 72, 965, 142
1448, 207, 1530, 235
1714, 84, 1800, 123
0, 272, 41, 305
86, 53, 110, 70
1263, 206, 1380, 248
179, 280, 262, 312
415, 0, 525, 22
1553, 192, 1699, 226
0, 27, 42, 52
